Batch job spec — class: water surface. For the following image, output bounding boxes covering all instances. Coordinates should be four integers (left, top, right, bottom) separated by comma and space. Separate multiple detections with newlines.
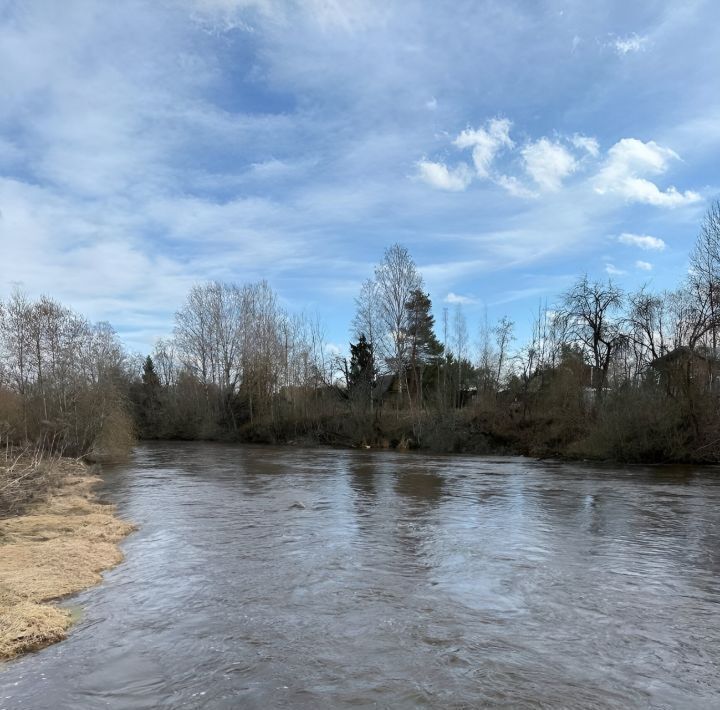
2, 443, 720, 708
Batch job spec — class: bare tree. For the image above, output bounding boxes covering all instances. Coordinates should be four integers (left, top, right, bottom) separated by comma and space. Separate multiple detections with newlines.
153, 338, 177, 387
0, 290, 132, 455
372, 244, 423, 397
476, 308, 495, 394
558, 275, 625, 394
493, 316, 514, 391
668, 283, 714, 350
689, 200, 720, 351
451, 304, 469, 404
352, 278, 380, 346
625, 287, 671, 376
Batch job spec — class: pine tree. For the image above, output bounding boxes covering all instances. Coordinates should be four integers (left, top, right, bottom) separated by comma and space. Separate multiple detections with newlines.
404, 289, 443, 405
140, 355, 162, 437
348, 334, 375, 407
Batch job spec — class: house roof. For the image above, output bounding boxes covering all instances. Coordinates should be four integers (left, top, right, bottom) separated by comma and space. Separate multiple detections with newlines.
372, 373, 396, 398
650, 346, 716, 369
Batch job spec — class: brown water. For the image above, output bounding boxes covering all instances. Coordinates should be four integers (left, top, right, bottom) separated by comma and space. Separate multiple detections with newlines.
2, 443, 720, 709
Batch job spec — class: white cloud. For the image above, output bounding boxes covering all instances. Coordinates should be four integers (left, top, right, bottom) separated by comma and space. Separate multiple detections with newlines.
522, 138, 577, 191
420, 120, 699, 209
605, 263, 626, 276
426, 97, 438, 111
454, 118, 513, 178
618, 233, 666, 250
613, 33, 649, 55
636, 260, 653, 271
444, 292, 476, 305
416, 160, 473, 191
595, 138, 700, 207
619, 179, 700, 207
571, 133, 599, 157
609, 138, 678, 171
496, 174, 537, 198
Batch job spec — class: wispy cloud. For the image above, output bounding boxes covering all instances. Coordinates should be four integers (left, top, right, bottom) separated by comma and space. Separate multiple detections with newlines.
612, 33, 649, 56
454, 118, 514, 179
416, 160, 472, 191
571, 134, 600, 157
636, 260, 653, 271
0, 0, 716, 353
444, 292, 476, 305
618, 233, 667, 250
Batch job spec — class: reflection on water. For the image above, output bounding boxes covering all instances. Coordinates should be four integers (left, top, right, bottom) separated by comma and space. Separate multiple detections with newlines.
2, 443, 720, 709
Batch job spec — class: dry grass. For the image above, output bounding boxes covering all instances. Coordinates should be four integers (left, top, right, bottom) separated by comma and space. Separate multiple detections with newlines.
0, 459, 134, 660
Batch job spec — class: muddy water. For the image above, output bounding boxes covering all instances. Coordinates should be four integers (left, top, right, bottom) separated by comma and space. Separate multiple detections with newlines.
2, 443, 720, 709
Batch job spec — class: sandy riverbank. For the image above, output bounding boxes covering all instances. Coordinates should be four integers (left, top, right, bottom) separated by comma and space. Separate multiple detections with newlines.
0, 458, 134, 660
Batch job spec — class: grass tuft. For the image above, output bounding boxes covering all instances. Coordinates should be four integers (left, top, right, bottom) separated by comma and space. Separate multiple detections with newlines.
0, 458, 134, 660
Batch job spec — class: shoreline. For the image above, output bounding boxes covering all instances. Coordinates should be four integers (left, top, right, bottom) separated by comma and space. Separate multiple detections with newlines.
0, 458, 135, 661
137, 431, 720, 466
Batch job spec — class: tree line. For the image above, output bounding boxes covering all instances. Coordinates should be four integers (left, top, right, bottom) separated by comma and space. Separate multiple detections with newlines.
0, 291, 133, 458
2, 201, 720, 462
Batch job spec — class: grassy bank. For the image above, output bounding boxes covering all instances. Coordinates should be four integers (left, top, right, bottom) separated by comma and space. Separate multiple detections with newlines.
0, 456, 134, 660
210, 395, 717, 464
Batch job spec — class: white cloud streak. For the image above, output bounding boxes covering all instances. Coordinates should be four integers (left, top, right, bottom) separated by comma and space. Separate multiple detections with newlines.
416, 160, 473, 191
444, 292, 476, 305
613, 33, 649, 55
454, 118, 514, 178
571, 134, 600, 157
618, 233, 666, 250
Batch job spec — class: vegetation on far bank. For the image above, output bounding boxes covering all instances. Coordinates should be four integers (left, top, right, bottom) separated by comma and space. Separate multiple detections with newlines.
128, 202, 720, 464
1, 203, 720, 464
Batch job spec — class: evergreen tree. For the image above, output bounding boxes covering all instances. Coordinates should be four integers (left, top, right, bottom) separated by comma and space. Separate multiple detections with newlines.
348, 334, 375, 406
404, 289, 444, 404
140, 355, 163, 437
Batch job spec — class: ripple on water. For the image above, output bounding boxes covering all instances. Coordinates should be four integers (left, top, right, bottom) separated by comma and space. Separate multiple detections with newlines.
1, 443, 720, 709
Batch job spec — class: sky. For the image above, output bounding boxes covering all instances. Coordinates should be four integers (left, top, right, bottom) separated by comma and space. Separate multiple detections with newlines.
0, 0, 718, 356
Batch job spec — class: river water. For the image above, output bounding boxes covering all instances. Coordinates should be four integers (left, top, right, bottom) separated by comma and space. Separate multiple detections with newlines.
2, 443, 720, 708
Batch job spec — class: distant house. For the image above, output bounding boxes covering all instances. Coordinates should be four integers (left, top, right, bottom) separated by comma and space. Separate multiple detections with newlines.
372, 371, 475, 408
456, 385, 478, 408
278, 384, 344, 405
526, 357, 603, 393
372, 373, 398, 402
649, 346, 720, 394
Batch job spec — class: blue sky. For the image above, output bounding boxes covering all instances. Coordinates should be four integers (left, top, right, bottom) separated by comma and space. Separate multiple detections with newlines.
0, 0, 718, 355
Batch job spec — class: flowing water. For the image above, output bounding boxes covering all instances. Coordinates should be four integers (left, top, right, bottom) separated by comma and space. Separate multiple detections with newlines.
2, 443, 720, 709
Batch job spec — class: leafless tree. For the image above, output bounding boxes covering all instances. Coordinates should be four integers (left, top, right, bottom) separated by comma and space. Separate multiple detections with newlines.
689, 200, 720, 351
558, 275, 625, 394
493, 316, 514, 390
624, 287, 671, 376
0, 290, 132, 455
352, 278, 380, 346
372, 244, 423, 395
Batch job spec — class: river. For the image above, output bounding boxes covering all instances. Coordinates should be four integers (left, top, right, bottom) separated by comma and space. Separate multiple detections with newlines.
2, 443, 720, 708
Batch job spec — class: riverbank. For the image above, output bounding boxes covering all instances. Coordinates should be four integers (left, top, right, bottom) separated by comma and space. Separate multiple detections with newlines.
0, 457, 134, 660
166, 403, 714, 464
